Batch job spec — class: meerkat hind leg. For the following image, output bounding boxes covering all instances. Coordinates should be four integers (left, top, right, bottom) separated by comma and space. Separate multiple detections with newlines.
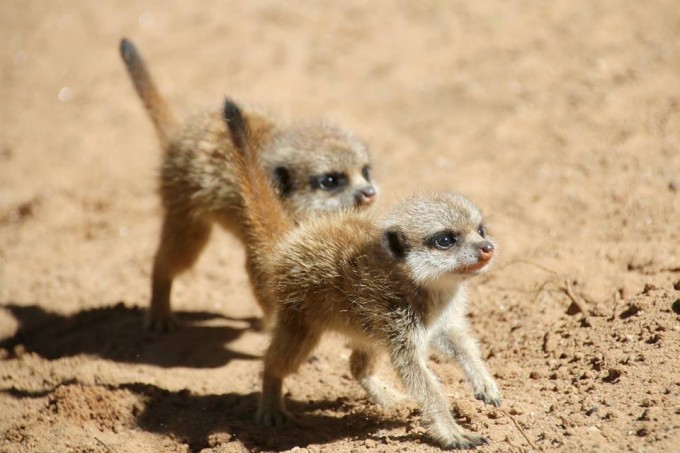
349, 346, 406, 409
257, 321, 322, 427
147, 216, 212, 332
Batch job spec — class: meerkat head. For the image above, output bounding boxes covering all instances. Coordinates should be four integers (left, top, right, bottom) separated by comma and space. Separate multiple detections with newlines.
259, 123, 376, 217
380, 192, 495, 289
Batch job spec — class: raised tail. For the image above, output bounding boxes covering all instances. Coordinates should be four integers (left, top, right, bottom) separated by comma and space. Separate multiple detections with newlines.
119, 38, 178, 148
222, 98, 293, 258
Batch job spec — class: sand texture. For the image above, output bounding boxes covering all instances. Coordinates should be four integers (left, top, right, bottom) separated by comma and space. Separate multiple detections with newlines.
1, 1, 679, 451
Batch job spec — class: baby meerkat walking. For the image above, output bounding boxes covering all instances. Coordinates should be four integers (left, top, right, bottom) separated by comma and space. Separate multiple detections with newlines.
223, 99, 501, 449
119, 39, 377, 332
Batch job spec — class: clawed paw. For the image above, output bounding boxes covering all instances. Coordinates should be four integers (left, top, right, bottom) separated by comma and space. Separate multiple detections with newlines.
445, 432, 489, 450
144, 313, 179, 333
430, 417, 490, 450
474, 380, 502, 407
474, 390, 501, 407
255, 407, 298, 428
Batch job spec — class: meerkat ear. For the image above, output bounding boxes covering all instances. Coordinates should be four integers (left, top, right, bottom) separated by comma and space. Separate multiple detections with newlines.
382, 228, 409, 260
222, 97, 249, 152
273, 167, 294, 197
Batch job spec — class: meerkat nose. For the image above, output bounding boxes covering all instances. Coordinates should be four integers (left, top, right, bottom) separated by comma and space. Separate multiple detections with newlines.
478, 241, 495, 261
355, 186, 377, 205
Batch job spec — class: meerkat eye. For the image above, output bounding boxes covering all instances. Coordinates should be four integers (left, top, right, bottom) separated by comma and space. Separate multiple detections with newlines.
315, 173, 347, 190
432, 232, 457, 250
478, 225, 486, 238
362, 165, 371, 181
320, 174, 338, 189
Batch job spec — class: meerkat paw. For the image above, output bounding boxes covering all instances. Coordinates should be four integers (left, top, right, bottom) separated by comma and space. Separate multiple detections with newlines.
444, 432, 489, 450
473, 378, 502, 407
255, 406, 298, 428
429, 420, 489, 450
371, 385, 408, 410
358, 375, 407, 410
144, 312, 179, 333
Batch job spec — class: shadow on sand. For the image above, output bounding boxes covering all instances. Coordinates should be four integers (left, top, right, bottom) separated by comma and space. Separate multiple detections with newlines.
0, 302, 434, 450
0, 302, 259, 368
1, 379, 410, 452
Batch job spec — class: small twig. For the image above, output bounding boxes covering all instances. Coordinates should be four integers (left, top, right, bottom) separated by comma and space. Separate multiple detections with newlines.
500, 409, 540, 451
532, 280, 554, 304
493, 259, 560, 276
609, 291, 621, 321
562, 280, 588, 315
95, 437, 114, 453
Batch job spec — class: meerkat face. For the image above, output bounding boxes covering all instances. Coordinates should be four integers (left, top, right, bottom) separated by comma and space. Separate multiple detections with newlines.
261, 124, 376, 217
381, 193, 495, 288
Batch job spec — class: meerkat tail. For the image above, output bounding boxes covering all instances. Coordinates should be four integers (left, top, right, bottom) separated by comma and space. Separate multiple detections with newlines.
119, 38, 178, 147
222, 98, 292, 255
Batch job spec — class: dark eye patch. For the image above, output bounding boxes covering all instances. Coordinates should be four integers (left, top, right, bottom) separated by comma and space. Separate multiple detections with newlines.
310, 172, 348, 191
426, 231, 459, 250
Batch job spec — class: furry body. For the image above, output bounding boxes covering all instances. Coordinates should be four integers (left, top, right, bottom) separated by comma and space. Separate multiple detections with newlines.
223, 100, 501, 449
119, 39, 376, 331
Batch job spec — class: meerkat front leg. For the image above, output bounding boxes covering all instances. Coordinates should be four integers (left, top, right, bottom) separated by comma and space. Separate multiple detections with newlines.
431, 312, 501, 407
256, 318, 322, 427
148, 215, 212, 332
390, 333, 488, 449
349, 346, 405, 409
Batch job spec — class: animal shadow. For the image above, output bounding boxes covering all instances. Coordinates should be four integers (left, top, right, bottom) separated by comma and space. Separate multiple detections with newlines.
124, 383, 403, 451
1, 381, 405, 451
0, 302, 258, 368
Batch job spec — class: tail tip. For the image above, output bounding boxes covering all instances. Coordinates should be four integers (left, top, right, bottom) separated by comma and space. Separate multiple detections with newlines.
119, 37, 137, 63
223, 97, 249, 153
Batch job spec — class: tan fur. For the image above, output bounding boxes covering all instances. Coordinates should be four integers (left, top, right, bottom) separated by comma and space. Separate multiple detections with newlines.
119, 39, 377, 331
119, 39, 178, 148
224, 100, 501, 449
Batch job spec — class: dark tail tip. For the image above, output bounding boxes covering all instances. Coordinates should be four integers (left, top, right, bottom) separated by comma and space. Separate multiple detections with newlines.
223, 97, 249, 153
119, 37, 137, 63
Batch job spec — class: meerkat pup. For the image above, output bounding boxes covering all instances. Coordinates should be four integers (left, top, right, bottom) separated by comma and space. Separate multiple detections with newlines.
223, 99, 501, 449
119, 38, 377, 332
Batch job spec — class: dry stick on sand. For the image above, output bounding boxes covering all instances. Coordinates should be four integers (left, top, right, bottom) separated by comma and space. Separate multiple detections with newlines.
532, 280, 554, 304
500, 408, 541, 451
561, 279, 588, 316
94, 437, 114, 453
493, 260, 587, 317
492, 259, 559, 276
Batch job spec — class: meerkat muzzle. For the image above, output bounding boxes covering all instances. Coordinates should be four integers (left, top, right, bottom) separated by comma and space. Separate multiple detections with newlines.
460, 260, 490, 274
355, 186, 377, 206
457, 242, 495, 274
478, 241, 494, 262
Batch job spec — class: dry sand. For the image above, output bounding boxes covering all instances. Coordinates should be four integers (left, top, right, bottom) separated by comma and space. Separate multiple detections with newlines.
1, 1, 679, 451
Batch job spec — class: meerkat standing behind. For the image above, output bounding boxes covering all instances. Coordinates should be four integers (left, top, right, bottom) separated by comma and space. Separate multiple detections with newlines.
223, 99, 501, 449
119, 38, 377, 332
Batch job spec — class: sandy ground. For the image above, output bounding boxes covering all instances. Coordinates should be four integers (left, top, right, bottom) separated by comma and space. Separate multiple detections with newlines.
2, 1, 680, 452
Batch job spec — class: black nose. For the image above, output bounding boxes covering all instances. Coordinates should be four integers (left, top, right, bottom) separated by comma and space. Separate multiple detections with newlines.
355, 186, 376, 204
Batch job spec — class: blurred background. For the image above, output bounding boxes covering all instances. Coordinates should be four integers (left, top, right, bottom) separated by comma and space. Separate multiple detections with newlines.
1, 1, 679, 452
